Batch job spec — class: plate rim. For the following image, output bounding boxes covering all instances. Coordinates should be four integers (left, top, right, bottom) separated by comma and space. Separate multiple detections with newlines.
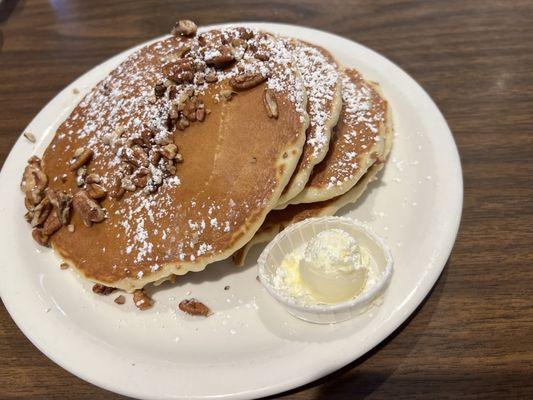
0, 22, 463, 400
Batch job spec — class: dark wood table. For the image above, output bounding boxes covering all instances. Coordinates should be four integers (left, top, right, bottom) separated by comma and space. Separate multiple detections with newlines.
1, 0, 532, 398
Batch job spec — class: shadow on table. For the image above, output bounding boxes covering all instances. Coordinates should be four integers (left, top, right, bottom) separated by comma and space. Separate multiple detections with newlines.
261, 261, 450, 399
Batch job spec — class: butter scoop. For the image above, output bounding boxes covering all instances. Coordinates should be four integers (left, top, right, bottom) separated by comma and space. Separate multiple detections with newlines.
299, 228, 368, 303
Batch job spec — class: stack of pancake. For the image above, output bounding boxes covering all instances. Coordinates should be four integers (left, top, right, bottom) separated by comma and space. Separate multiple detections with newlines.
20, 21, 392, 303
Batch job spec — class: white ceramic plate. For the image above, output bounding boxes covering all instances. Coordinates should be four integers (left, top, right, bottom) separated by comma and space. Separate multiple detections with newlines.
0, 23, 462, 400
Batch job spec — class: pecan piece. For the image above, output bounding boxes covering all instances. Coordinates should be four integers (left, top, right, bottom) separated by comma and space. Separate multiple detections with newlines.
29, 197, 52, 227
92, 284, 116, 295
161, 143, 179, 159
205, 46, 235, 68
42, 210, 62, 236
87, 183, 107, 199
263, 89, 278, 119
162, 59, 195, 84
229, 73, 267, 91
46, 189, 72, 225
69, 148, 93, 171
171, 19, 197, 37
254, 52, 270, 61
72, 190, 106, 227
154, 83, 166, 98
32, 228, 49, 246
196, 108, 206, 122
23, 131, 36, 143
179, 299, 211, 316
204, 71, 218, 83
85, 173, 101, 184
133, 289, 154, 311
21, 158, 48, 205
114, 295, 126, 305
109, 175, 125, 199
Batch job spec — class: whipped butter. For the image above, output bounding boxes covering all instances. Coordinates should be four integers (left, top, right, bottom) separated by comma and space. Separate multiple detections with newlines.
271, 228, 375, 305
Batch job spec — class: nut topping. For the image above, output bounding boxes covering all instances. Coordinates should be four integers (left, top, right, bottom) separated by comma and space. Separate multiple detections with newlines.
161, 143, 179, 159
23, 131, 36, 143
29, 197, 52, 227
154, 83, 166, 98
204, 71, 218, 83
46, 189, 72, 226
171, 19, 197, 37
229, 72, 267, 91
205, 45, 235, 68
32, 228, 49, 246
162, 59, 195, 84
263, 89, 279, 119
92, 284, 116, 295
21, 157, 48, 207
178, 299, 211, 316
133, 289, 154, 310
69, 148, 93, 171
42, 210, 62, 236
114, 295, 126, 305
87, 183, 107, 199
72, 190, 106, 227
85, 173, 101, 184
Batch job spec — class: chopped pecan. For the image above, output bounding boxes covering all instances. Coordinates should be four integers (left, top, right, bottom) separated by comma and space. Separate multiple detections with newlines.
162, 59, 195, 84
42, 210, 62, 236
171, 19, 197, 37
204, 71, 218, 83
178, 299, 211, 316
119, 177, 135, 192
263, 89, 279, 119
23, 131, 36, 143
21, 158, 48, 206
60, 262, 69, 270
161, 143, 179, 159
46, 189, 72, 226
69, 148, 93, 171
85, 173, 101, 184
133, 289, 154, 311
154, 83, 166, 98
229, 72, 267, 91
92, 284, 116, 295
176, 116, 190, 130
205, 45, 235, 68
114, 295, 126, 305
110, 176, 125, 199
76, 166, 87, 187
126, 145, 149, 167
72, 190, 106, 227
196, 108, 206, 122
254, 52, 270, 61
32, 228, 49, 246
87, 183, 107, 199
29, 197, 52, 227
236, 27, 254, 40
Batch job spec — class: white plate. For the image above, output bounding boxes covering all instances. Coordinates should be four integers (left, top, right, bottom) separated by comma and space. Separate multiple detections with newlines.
0, 23, 462, 400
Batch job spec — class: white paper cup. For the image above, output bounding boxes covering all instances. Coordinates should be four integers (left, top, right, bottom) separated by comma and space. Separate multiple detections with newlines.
257, 216, 394, 324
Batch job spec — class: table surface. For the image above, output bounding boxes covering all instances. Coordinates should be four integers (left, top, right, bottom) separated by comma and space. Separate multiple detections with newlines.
1, 0, 532, 399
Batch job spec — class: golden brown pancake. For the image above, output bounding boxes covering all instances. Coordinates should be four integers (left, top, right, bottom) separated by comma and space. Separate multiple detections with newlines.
34, 27, 309, 292
275, 39, 342, 207
233, 68, 392, 265
288, 68, 388, 205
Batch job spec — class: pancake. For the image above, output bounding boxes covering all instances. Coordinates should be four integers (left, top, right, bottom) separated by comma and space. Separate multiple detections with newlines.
24, 26, 309, 292
275, 39, 342, 207
233, 71, 392, 265
287, 68, 388, 205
